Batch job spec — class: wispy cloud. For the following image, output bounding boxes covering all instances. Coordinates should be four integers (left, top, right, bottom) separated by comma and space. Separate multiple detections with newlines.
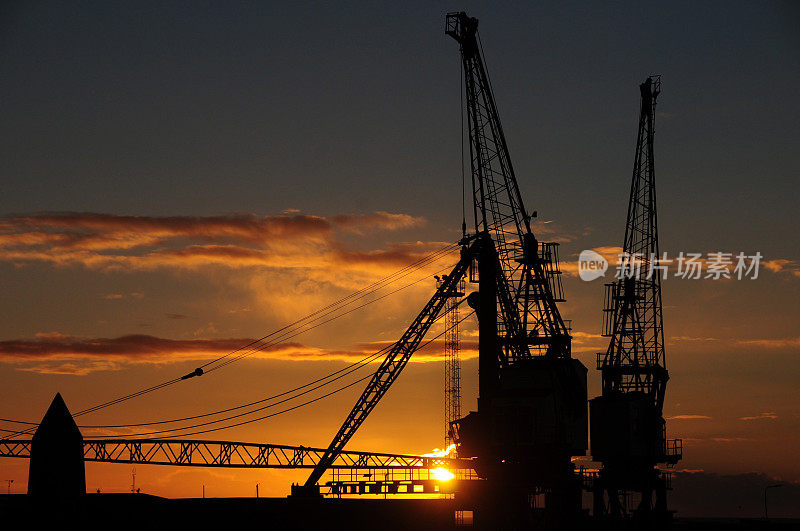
0, 211, 437, 278
570, 331, 606, 353
670, 336, 720, 342
100, 292, 144, 300
763, 259, 800, 278
739, 412, 778, 421
0, 332, 463, 375
735, 337, 800, 349
0, 211, 423, 246
667, 414, 713, 420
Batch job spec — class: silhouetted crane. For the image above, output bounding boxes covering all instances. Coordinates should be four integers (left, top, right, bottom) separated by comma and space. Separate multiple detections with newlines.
590, 76, 682, 522
297, 11, 588, 526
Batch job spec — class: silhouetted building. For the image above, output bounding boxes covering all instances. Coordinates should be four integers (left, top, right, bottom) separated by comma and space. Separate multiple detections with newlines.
28, 393, 85, 497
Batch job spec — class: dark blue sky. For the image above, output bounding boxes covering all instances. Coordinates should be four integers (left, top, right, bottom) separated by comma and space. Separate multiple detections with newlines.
2, 1, 798, 257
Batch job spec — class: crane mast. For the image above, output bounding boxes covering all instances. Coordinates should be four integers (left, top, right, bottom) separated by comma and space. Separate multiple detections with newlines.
299, 15, 588, 526
446, 12, 587, 525
440, 275, 465, 449
601, 76, 667, 410
590, 76, 681, 521
446, 12, 571, 363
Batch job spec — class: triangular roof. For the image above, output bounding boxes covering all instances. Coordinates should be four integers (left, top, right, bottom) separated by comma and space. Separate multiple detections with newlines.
32, 392, 82, 441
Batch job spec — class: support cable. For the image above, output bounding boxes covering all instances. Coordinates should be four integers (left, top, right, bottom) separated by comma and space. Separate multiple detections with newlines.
0, 244, 459, 437
86, 308, 473, 440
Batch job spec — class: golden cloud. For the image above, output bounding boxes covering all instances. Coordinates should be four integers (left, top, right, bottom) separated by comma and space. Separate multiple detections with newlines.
739, 412, 778, 421
0, 332, 464, 375
763, 259, 800, 278
562, 247, 796, 281
0, 211, 439, 278
735, 337, 800, 349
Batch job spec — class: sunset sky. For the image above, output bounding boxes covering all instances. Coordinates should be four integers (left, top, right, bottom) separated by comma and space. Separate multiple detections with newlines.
1, 1, 799, 516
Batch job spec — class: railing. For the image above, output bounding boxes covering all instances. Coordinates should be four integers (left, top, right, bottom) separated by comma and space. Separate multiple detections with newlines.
663, 438, 682, 464
325, 467, 481, 496
602, 282, 618, 336
596, 352, 606, 370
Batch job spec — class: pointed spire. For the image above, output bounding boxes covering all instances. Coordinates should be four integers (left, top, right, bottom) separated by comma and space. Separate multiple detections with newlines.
32, 392, 81, 442
28, 393, 85, 497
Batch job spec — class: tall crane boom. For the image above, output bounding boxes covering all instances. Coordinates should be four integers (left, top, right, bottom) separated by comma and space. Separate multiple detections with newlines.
446, 12, 570, 362
301, 241, 479, 490
446, 12, 587, 524
299, 18, 587, 525
601, 76, 667, 411
590, 76, 681, 520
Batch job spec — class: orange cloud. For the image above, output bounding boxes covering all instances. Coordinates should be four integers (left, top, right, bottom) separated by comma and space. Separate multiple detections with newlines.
0, 332, 465, 374
667, 414, 713, 420
561, 246, 624, 276
739, 412, 778, 421
570, 331, 606, 353
763, 259, 800, 278
0, 211, 439, 278
0, 212, 333, 247
670, 336, 720, 342
735, 337, 800, 349
356, 339, 478, 363
0, 211, 423, 247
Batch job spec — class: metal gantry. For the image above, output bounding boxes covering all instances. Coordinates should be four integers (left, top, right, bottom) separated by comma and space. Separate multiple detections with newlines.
0, 438, 474, 470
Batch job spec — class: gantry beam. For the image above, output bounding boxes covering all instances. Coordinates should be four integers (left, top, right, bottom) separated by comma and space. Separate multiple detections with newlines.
0, 438, 473, 470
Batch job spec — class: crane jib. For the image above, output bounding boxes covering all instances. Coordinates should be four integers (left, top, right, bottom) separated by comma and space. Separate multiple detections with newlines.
447, 11, 571, 359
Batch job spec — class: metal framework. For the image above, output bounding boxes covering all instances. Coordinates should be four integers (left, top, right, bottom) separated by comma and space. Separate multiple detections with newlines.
0, 438, 474, 470
327, 468, 481, 497
599, 76, 668, 413
591, 76, 681, 521
439, 275, 465, 448
302, 242, 480, 488
446, 12, 570, 362
295, 14, 579, 505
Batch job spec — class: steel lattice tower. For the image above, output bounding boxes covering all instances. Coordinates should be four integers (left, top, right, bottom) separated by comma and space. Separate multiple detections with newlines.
600, 75, 667, 411
439, 276, 465, 449
591, 76, 681, 521
446, 13, 571, 363
300, 17, 588, 526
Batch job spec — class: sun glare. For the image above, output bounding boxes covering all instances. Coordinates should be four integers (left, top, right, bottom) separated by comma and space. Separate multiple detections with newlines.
421, 444, 457, 458
431, 467, 455, 481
